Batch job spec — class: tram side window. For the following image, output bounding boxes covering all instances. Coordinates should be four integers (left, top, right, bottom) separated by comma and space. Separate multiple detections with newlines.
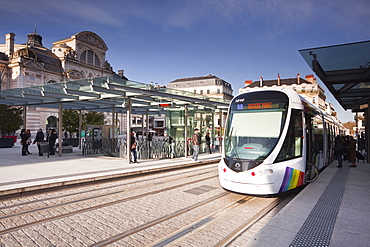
275, 109, 303, 162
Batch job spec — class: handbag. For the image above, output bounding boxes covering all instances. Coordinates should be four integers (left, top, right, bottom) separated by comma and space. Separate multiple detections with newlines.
131, 142, 137, 149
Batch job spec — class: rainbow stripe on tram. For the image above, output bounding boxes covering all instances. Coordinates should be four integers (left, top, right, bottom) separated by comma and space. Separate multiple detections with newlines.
279, 167, 305, 192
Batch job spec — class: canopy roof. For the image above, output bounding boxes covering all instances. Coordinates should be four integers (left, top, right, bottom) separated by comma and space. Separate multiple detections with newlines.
0, 76, 230, 113
299, 40, 370, 111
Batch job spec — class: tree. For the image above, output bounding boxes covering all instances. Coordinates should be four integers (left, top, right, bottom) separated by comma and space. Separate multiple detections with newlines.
83, 111, 106, 128
62, 109, 80, 138
0, 105, 23, 137
62, 110, 107, 136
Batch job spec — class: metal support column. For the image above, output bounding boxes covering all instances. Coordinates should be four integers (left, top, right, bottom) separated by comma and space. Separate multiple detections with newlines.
23, 105, 27, 130
366, 100, 370, 162
126, 97, 131, 164
58, 103, 63, 157
78, 110, 82, 150
184, 105, 188, 157
112, 107, 115, 152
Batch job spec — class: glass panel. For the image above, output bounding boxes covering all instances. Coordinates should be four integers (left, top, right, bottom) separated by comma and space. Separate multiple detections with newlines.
275, 109, 303, 162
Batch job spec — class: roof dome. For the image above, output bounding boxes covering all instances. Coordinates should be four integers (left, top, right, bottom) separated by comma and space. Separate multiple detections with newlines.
26, 31, 43, 47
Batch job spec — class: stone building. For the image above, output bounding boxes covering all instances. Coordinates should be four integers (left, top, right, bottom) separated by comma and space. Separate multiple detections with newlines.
167, 74, 233, 100
0, 31, 123, 134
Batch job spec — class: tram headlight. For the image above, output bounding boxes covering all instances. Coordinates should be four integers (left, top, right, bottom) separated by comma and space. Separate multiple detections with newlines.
265, 169, 274, 175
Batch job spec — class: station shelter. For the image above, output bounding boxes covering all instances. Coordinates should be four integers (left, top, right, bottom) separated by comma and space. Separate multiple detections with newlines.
0, 76, 229, 163
300, 40, 370, 162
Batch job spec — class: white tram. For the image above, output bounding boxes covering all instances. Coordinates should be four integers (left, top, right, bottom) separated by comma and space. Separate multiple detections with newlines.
218, 87, 344, 196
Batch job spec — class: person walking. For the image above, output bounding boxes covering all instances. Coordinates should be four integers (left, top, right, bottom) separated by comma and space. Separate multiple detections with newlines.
130, 130, 138, 163
205, 132, 212, 154
47, 129, 58, 155
334, 135, 345, 167
347, 136, 357, 167
33, 129, 45, 156
19, 129, 28, 156
192, 128, 200, 161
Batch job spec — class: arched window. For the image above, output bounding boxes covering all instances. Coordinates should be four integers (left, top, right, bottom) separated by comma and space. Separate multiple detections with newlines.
80, 50, 101, 67
47, 80, 57, 84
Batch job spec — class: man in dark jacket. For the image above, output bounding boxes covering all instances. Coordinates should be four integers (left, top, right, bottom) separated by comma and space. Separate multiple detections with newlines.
33, 129, 45, 156
47, 129, 58, 155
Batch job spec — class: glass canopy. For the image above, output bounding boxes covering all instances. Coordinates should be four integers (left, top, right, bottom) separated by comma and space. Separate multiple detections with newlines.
0, 76, 229, 114
299, 40, 370, 111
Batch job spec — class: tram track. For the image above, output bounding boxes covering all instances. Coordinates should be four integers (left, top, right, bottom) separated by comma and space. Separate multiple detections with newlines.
0, 167, 218, 235
0, 164, 217, 215
0, 163, 297, 246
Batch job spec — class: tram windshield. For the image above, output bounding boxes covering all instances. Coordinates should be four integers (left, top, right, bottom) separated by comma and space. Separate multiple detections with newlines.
224, 91, 289, 161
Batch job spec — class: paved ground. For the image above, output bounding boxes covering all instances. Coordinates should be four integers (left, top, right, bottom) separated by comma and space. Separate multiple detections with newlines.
0, 142, 221, 196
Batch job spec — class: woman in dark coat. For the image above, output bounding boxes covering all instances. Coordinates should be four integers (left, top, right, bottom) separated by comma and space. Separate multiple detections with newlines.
334, 135, 345, 167
347, 136, 357, 167
19, 129, 28, 156
33, 129, 45, 156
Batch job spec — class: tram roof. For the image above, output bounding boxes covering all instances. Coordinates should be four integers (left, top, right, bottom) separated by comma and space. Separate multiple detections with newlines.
0, 76, 230, 114
299, 40, 370, 112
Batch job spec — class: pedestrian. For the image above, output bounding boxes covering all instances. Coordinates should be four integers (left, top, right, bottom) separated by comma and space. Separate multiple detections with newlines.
19, 129, 28, 156
47, 129, 58, 155
130, 130, 138, 163
334, 135, 345, 167
192, 128, 200, 161
205, 132, 212, 154
347, 136, 357, 167
164, 132, 175, 158
33, 129, 45, 156
25, 129, 32, 154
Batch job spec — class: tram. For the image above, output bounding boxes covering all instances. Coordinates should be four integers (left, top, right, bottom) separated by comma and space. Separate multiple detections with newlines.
218, 87, 344, 196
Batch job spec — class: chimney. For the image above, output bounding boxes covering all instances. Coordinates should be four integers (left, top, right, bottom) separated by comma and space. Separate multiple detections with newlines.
297, 73, 301, 84
277, 73, 281, 86
118, 69, 124, 78
244, 80, 252, 87
5, 33, 15, 57
259, 77, 263, 87
305, 74, 315, 83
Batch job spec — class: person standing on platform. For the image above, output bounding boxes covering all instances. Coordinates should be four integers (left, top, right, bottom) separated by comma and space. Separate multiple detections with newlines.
33, 129, 45, 156
192, 128, 200, 161
334, 135, 345, 167
19, 129, 28, 156
347, 136, 357, 167
130, 130, 138, 163
47, 129, 58, 155
205, 132, 212, 154
164, 132, 175, 158
25, 129, 32, 154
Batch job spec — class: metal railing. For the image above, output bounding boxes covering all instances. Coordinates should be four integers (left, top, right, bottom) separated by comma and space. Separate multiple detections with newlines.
82, 138, 210, 160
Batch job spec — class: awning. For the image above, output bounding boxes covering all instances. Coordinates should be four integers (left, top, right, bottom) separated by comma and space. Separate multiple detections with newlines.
0, 76, 229, 113
299, 40, 370, 111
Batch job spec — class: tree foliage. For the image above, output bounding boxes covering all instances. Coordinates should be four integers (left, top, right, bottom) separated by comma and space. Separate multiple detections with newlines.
62, 110, 106, 136
0, 105, 23, 137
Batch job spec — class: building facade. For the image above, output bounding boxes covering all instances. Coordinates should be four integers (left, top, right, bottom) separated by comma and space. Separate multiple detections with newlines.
0, 31, 123, 134
167, 74, 233, 100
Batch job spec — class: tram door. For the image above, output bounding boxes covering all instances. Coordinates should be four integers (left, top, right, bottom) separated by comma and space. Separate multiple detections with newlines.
305, 114, 317, 181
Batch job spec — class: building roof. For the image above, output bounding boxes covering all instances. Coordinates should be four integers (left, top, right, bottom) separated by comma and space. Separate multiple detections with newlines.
169, 74, 221, 83
246, 77, 313, 88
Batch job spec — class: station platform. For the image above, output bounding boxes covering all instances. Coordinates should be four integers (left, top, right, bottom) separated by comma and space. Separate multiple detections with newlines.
1, 144, 369, 246
245, 158, 370, 247
0, 143, 221, 197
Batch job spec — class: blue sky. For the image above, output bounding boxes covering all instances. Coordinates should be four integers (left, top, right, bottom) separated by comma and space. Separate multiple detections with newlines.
1, 0, 370, 123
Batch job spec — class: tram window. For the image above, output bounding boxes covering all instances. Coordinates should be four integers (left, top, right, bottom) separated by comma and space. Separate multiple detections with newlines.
275, 109, 303, 162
